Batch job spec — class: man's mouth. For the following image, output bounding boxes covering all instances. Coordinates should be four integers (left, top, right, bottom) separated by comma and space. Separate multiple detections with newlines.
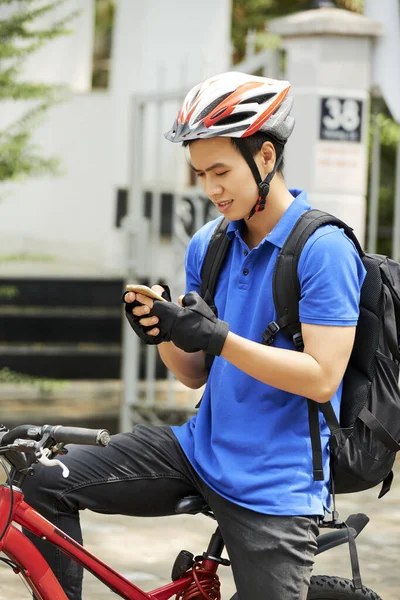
215, 199, 233, 214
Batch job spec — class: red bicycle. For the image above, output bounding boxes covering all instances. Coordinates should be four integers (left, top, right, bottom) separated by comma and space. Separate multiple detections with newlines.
0, 423, 382, 600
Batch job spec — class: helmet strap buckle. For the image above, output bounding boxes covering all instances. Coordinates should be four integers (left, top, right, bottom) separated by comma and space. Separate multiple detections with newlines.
258, 181, 270, 198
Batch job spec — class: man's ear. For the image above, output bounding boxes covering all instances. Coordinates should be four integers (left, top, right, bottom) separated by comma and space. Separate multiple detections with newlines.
260, 141, 276, 175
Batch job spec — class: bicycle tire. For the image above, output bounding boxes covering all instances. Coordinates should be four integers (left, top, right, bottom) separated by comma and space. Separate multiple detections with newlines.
308, 575, 382, 599
228, 575, 383, 600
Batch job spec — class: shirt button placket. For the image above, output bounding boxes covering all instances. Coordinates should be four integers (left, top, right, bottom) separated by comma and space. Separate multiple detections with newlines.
240, 246, 251, 285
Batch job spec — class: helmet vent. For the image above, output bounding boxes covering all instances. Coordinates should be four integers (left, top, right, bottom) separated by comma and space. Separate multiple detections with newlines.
216, 111, 256, 126
240, 92, 276, 105
193, 92, 233, 124
211, 107, 228, 120
192, 88, 201, 102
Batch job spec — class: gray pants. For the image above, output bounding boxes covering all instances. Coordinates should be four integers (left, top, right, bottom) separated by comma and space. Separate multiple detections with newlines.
22, 425, 319, 600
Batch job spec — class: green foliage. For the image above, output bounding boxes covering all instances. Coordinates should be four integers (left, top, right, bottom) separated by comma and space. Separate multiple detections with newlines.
0, 285, 19, 299
92, 0, 116, 88
0, 367, 66, 394
0, 252, 57, 262
368, 100, 400, 257
376, 113, 400, 148
232, 0, 306, 63
0, 0, 79, 182
0, 107, 61, 181
231, 0, 364, 63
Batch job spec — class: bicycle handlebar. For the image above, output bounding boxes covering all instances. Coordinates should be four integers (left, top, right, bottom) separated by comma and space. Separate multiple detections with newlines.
0, 424, 111, 448
50, 426, 111, 447
0, 425, 40, 445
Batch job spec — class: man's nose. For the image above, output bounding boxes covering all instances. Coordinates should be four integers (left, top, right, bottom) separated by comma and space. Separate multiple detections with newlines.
204, 178, 223, 199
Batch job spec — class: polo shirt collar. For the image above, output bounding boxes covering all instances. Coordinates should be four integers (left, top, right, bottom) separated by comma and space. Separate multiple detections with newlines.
226, 189, 311, 249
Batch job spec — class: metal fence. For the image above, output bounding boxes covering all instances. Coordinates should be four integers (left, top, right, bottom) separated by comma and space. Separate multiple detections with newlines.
367, 108, 400, 257
119, 90, 221, 430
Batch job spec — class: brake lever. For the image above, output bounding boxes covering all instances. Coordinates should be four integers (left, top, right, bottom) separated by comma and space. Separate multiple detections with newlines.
37, 447, 70, 478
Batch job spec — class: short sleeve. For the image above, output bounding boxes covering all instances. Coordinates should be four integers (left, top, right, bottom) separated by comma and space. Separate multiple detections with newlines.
185, 235, 202, 294
184, 218, 223, 295
298, 225, 366, 326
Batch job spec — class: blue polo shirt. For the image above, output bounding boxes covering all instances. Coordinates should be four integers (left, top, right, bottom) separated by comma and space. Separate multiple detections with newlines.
171, 189, 366, 516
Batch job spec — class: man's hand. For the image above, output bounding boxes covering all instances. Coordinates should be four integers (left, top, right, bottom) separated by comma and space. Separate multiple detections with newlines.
151, 291, 229, 355
122, 285, 171, 345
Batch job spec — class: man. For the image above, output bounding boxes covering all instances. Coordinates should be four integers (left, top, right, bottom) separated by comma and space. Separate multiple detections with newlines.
23, 72, 365, 600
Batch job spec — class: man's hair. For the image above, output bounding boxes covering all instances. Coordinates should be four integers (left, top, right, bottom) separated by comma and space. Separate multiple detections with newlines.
183, 132, 285, 174
230, 132, 284, 174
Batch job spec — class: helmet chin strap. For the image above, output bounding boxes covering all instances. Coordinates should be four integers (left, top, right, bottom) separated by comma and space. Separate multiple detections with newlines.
234, 138, 284, 221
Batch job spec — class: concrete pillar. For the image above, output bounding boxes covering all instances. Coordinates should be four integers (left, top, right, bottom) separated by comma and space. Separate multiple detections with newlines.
269, 7, 383, 242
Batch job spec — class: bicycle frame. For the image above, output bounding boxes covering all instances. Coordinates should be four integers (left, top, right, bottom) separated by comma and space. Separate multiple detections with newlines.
0, 485, 215, 600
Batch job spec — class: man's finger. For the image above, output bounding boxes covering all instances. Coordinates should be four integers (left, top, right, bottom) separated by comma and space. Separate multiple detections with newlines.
133, 305, 150, 317
136, 293, 154, 308
152, 285, 166, 296
139, 316, 159, 328
147, 327, 160, 336
124, 291, 136, 303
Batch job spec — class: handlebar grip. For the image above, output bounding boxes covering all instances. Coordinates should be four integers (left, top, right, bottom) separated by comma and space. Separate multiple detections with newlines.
0, 425, 111, 448
50, 426, 111, 447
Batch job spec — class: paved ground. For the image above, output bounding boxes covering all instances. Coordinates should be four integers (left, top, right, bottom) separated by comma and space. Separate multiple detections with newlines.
0, 461, 399, 599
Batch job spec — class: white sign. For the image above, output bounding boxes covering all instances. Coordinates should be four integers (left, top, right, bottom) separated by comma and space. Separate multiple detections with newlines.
314, 141, 367, 196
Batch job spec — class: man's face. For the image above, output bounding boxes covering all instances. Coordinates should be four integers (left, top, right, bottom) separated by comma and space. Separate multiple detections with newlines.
189, 137, 259, 221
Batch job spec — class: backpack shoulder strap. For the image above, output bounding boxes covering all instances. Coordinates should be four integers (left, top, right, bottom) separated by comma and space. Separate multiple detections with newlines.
264, 208, 361, 484
195, 218, 231, 398
200, 217, 231, 312
263, 208, 363, 348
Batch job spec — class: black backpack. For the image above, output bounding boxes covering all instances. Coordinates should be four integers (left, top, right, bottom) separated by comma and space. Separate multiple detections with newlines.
199, 209, 400, 499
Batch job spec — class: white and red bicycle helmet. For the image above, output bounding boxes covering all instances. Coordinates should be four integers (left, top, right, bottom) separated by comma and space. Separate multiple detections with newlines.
165, 71, 295, 218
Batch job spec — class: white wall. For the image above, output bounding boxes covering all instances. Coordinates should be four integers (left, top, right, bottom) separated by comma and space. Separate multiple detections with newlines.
0, 1, 95, 149
22, 0, 95, 92
0, 93, 116, 277
110, 0, 233, 189
0, 0, 232, 279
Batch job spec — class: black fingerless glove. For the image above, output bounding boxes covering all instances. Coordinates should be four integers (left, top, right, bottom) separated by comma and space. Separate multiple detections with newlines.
151, 291, 229, 355
122, 285, 171, 345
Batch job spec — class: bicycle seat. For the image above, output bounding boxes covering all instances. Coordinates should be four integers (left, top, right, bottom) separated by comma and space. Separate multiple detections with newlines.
175, 495, 209, 515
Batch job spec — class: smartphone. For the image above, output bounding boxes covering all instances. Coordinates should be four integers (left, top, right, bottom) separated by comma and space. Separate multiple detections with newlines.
125, 284, 167, 302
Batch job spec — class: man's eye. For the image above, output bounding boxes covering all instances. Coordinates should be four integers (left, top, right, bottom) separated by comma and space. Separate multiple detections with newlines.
216, 172, 228, 177
196, 172, 205, 178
